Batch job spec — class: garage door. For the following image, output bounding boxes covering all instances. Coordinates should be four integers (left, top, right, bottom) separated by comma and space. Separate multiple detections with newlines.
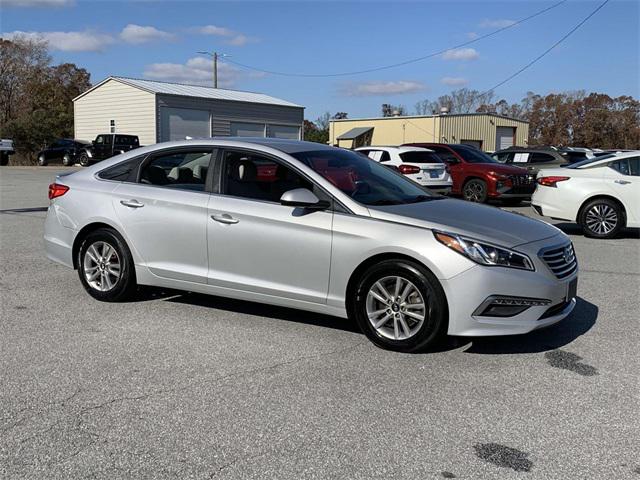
496, 127, 515, 150
268, 124, 300, 140
230, 122, 265, 137
160, 108, 210, 142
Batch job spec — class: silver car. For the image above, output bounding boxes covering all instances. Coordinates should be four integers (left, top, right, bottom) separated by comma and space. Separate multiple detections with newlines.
44, 139, 578, 352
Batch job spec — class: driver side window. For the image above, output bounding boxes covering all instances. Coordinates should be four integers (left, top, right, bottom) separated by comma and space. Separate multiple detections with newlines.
221, 150, 313, 203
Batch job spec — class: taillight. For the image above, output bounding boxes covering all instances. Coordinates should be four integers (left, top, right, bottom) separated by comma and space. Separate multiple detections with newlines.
48, 183, 69, 200
399, 164, 421, 175
537, 176, 570, 187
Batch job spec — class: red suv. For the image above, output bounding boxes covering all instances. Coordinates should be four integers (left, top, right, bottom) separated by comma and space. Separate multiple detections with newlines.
404, 143, 536, 205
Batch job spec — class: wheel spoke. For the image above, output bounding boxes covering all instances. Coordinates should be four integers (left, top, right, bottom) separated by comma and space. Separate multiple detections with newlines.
87, 245, 100, 263
374, 281, 391, 300
393, 317, 399, 339
394, 277, 402, 299
404, 303, 424, 310
398, 316, 411, 337
368, 290, 387, 304
374, 313, 392, 329
403, 310, 424, 321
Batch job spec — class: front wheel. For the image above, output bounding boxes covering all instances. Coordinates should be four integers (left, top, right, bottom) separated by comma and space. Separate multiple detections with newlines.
462, 179, 488, 203
351, 260, 448, 352
38, 155, 47, 166
579, 198, 624, 239
77, 228, 137, 301
78, 152, 90, 167
62, 153, 73, 166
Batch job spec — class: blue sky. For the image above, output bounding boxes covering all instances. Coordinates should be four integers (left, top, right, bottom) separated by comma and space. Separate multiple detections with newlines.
2, 0, 638, 120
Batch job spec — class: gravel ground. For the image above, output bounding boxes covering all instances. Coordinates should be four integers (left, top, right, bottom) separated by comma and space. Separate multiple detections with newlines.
1, 167, 639, 479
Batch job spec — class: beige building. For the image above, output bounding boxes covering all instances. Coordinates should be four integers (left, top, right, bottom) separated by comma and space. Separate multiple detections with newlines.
73, 76, 304, 146
330, 113, 529, 152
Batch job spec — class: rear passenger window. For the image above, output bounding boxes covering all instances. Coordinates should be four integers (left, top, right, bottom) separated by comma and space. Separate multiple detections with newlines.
530, 152, 556, 163
139, 149, 212, 191
379, 151, 391, 162
98, 157, 143, 181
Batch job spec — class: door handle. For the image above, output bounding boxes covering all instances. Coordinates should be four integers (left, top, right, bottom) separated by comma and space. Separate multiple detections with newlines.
120, 199, 144, 208
211, 213, 239, 224
614, 179, 631, 185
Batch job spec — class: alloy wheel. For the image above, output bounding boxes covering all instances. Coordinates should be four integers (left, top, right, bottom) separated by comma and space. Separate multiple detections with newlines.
463, 181, 484, 202
83, 241, 121, 291
585, 204, 617, 235
365, 275, 427, 340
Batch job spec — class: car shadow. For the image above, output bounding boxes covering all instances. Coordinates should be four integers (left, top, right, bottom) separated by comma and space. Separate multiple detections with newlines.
552, 222, 640, 239
163, 291, 363, 334
461, 296, 598, 354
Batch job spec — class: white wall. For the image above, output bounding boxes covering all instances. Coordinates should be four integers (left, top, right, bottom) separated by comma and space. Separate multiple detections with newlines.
74, 79, 156, 145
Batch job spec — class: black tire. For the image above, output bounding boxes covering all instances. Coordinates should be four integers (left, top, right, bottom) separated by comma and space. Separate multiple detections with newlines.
578, 198, 624, 239
38, 154, 47, 166
77, 228, 137, 302
78, 152, 90, 167
351, 259, 448, 353
502, 198, 522, 207
462, 178, 488, 203
62, 153, 73, 166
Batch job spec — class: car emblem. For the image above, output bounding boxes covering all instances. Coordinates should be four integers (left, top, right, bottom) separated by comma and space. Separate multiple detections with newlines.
563, 247, 572, 263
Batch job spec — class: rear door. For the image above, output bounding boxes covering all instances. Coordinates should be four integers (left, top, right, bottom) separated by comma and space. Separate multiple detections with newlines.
112, 147, 214, 283
206, 148, 333, 304
605, 156, 640, 224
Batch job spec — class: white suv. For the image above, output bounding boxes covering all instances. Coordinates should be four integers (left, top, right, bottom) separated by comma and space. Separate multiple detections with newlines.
356, 146, 452, 193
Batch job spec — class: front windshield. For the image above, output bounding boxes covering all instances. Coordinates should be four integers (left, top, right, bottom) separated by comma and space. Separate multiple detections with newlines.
451, 145, 499, 164
567, 154, 616, 169
291, 149, 439, 206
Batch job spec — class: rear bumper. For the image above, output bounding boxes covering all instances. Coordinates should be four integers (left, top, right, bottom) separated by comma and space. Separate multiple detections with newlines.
44, 205, 75, 268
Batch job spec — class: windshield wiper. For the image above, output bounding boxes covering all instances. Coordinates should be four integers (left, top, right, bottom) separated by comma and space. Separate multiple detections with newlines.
406, 195, 438, 204
367, 199, 402, 206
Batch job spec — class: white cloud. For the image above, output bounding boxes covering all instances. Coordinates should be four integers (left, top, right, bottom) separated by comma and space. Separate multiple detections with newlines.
466, 32, 479, 40
2, 30, 114, 52
192, 25, 257, 46
143, 57, 243, 88
479, 19, 517, 28
442, 48, 479, 61
441, 77, 468, 86
340, 80, 426, 97
1, 0, 73, 7
120, 24, 174, 44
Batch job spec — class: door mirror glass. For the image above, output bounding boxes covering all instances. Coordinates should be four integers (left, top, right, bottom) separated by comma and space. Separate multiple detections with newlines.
280, 188, 327, 208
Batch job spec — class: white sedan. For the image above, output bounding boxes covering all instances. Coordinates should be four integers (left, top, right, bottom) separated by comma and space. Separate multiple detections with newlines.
532, 151, 639, 238
355, 146, 452, 193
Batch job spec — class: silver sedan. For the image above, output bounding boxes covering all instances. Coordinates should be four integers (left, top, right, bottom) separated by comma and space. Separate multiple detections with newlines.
44, 138, 578, 352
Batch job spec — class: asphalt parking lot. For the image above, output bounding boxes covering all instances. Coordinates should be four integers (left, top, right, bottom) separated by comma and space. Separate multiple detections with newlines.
1, 166, 639, 479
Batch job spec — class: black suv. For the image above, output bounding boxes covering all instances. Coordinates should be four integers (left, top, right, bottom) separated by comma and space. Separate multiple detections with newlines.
37, 139, 91, 166
77, 134, 140, 166
491, 147, 570, 175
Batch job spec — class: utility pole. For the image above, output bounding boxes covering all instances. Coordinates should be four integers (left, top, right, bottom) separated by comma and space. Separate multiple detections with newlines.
197, 51, 229, 89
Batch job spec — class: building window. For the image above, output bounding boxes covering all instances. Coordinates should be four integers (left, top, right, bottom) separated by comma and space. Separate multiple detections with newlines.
230, 122, 266, 137
267, 124, 300, 140
110, 119, 115, 133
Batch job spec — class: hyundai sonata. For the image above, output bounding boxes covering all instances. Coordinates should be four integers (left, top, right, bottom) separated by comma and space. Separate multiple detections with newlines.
45, 139, 578, 352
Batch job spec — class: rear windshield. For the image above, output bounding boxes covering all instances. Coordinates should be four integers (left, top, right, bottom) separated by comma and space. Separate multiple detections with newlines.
567, 154, 616, 169
399, 151, 443, 164
115, 135, 139, 146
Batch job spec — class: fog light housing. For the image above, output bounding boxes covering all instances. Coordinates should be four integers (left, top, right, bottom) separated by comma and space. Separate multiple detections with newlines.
473, 295, 551, 318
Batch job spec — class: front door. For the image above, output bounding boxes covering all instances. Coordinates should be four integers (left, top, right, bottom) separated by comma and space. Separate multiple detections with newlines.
207, 149, 333, 304
112, 147, 214, 283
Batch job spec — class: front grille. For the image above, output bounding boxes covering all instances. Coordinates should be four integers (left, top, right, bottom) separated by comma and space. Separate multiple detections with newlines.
509, 174, 535, 187
540, 244, 577, 279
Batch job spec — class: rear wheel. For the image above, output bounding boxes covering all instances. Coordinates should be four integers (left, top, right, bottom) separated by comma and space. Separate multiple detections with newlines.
78, 152, 90, 167
351, 260, 447, 352
462, 179, 487, 203
77, 228, 137, 301
62, 153, 73, 166
579, 198, 624, 239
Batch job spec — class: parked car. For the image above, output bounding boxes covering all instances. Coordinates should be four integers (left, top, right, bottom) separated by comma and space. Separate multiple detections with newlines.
37, 139, 91, 166
404, 143, 535, 205
77, 134, 140, 166
557, 147, 596, 163
0, 138, 15, 166
532, 152, 639, 238
44, 138, 578, 352
491, 147, 570, 175
355, 146, 452, 194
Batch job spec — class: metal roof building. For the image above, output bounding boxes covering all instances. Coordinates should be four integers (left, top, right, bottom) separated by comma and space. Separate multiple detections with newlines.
330, 113, 529, 152
73, 76, 304, 146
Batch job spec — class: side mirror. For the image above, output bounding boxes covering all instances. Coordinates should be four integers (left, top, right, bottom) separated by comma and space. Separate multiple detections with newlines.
280, 188, 329, 209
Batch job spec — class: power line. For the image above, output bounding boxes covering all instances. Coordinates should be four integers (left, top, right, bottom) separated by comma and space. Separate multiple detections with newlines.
225, 0, 568, 78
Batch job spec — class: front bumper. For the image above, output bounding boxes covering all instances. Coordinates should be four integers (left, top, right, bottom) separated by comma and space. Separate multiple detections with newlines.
441, 235, 578, 336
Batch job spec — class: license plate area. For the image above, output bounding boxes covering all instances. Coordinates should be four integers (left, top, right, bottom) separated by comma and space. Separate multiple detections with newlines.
428, 170, 442, 178
566, 278, 578, 301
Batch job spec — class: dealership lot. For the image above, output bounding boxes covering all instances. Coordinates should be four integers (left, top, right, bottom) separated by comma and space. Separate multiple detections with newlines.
1, 167, 639, 479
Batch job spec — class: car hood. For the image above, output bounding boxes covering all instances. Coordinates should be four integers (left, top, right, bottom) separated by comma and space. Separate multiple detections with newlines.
474, 162, 529, 174
368, 198, 561, 248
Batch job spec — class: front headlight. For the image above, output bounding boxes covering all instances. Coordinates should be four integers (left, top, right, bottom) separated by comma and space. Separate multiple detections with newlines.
434, 231, 534, 271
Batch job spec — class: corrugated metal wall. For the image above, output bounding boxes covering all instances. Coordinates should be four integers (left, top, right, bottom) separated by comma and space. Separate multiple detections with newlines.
439, 115, 528, 151
74, 79, 156, 145
330, 114, 529, 151
156, 95, 303, 142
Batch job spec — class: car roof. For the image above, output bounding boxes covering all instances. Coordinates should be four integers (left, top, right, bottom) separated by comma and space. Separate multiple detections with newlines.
355, 145, 434, 153
570, 150, 639, 168
220, 137, 337, 154
493, 148, 561, 154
